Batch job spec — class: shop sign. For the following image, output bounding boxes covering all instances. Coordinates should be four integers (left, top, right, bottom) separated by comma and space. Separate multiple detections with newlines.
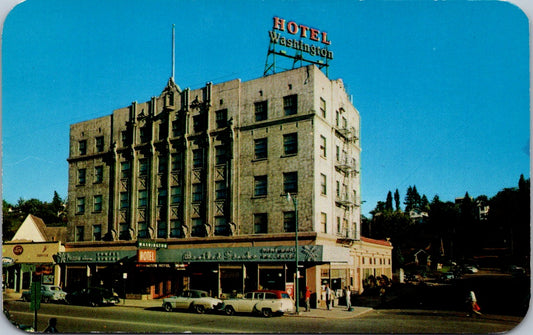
55, 250, 136, 264
269, 16, 333, 60
138, 249, 156, 263
13, 245, 23, 255
137, 241, 167, 249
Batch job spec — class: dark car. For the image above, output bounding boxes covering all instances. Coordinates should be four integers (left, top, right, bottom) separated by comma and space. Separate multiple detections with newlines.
66, 287, 120, 306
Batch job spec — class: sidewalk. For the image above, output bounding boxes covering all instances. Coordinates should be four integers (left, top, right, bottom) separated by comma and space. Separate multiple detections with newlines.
3, 291, 372, 319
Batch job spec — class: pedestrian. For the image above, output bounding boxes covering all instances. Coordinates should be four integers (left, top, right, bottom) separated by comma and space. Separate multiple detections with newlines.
344, 286, 352, 311
305, 286, 311, 312
325, 284, 332, 310
466, 290, 481, 316
44, 318, 58, 333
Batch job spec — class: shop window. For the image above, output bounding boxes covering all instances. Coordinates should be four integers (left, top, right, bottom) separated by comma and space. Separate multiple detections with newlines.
254, 138, 268, 160
283, 133, 298, 155
254, 213, 268, 234
255, 100, 268, 121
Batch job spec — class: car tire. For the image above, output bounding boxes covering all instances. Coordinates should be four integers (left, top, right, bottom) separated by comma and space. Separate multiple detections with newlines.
224, 306, 235, 316
193, 304, 206, 314
164, 303, 173, 312
261, 308, 273, 318
90, 301, 98, 307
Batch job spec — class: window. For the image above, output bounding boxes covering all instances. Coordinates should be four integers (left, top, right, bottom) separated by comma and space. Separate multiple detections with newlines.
320, 97, 326, 118
283, 133, 298, 155
254, 138, 267, 160
342, 116, 347, 129
158, 156, 168, 174
192, 183, 203, 202
121, 131, 130, 146
93, 195, 103, 212
254, 213, 268, 234
138, 190, 148, 207
93, 224, 102, 241
283, 211, 296, 232
254, 101, 268, 121
121, 161, 130, 179
76, 197, 85, 214
193, 149, 203, 168
215, 181, 226, 199
283, 94, 297, 116
321, 212, 327, 233
192, 218, 205, 237
171, 186, 183, 204
95, 136, 104, 152
170, 220, 183, 238
75, 226, 84, 242
193, 115, 204, 132
94, 166, 103, 183
283, 172, 298, 194
159, 122, 168, 140
157, 220, 167, 238
320, 174, 327, 195
215, 145, 227, 165
139, 158, 149, 175
337, 217, 341, 234
171, 153, 183, 171
172, 120, 182, 137
216, 109, 228, 128
254, 175, 267, 197
120, 192, 129, 209
119, 223, 130, 240
157, 188, 167, 206
78, 168, 86, 185
320, 135, 327, 157
215, 217, 229, 236
336, 145, 340, 161
139, 126, 150, 143
79, 140, 87, 155
336, 181, 340, 197
138, 222, 148, 238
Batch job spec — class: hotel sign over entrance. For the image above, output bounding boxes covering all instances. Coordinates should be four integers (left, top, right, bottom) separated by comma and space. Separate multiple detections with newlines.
264, 17, 333, 76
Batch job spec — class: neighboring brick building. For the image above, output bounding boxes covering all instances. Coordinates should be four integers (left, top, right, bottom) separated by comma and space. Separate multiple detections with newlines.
60, 65, 391, 306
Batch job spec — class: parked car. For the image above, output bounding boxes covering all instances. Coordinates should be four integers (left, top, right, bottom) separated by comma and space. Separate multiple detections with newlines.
438, 272, 455, 283
21, 284, 67, 303
463, 265, 479, 274
66, 287, 120, 306
162, 290, 224, 314
222, 290, 294, 317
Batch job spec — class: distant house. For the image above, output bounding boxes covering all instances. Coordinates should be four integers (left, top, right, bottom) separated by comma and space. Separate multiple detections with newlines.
3, 214, 67, 292
409, 209, 428, 224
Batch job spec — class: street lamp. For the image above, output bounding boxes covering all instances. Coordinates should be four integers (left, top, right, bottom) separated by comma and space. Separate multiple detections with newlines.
286, 193, 299, 314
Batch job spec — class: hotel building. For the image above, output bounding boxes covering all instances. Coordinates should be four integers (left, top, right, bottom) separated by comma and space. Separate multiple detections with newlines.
60, 65, 392, 306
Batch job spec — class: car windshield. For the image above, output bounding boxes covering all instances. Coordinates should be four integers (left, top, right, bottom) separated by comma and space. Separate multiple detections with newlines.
281, 293, 290, 299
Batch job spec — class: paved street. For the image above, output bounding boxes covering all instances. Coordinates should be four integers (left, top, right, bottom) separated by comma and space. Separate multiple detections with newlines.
3, 296, 525, 334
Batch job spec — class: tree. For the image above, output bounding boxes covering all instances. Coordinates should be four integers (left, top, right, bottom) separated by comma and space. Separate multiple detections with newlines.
404, 185, 422, 213
385, 191, 393, 211
394, 189, 401, 211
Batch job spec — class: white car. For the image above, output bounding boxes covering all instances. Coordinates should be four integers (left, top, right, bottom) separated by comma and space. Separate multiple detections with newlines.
21, 284, 67, 303
162, 290, 223, 314
223, 290, 295, 317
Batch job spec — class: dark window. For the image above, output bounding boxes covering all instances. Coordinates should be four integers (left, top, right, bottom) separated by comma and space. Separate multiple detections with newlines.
193, 115, 204, 132
158, 156, 168, 174
121, 161, 130, 179
93, 195, 103, 212
254, 138, 267, 159
320, 173, 327, 195
93, 224, 102, 241
253, 213, 268, 234
193, 183, 203, 202
120, 192, 129, 209
157, 220, 167, 238
216, 109, 228, 128
172, 120, 183, 137
138, 190, 148, 207
75, 226, 84, 242
215, 181, 226, 200
192, 218, 205, 237
158, 188, 167, 206
139, 126, 150, 143
119, 223, 130, 240
215, 217, 229, 236
171, 153, 183, 171
138, 222, 148, 238
283, 133, 298, 155
170, 220, 183, 238
139, 158, 149, 175
283, 211, 296, 232
76, 197, 85, 214
283, 94, 297, 116
159, 122, 168, 140
94, 166, 103, 183
283, 172, 298, 194
215, 145, 227, 165
254, 101, 268, 121
95, 136, 104, 152
121, 131, 130, 146
320, 97, 326, 118
171, 186, 183, 203
254, 175, 267, 197
79, 140, 87, 155
193, 149, 203, 168
320, 135, 327, 157
78, 169, 86, 185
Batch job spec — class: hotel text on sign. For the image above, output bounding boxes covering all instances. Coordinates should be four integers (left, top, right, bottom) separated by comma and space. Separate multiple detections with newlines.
138, 249, 156, 263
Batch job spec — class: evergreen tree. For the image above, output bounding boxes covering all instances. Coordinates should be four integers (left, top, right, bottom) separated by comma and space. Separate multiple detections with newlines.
394, 189, 401, 211
385, 191, 393, 211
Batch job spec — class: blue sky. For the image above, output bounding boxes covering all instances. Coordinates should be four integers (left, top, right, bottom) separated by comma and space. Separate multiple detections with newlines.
1, 0, 530, 216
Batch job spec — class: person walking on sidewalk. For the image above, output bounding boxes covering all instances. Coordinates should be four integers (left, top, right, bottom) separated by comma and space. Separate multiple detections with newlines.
344, 286, 352, 311
325, 284, 332, 310
305, 286, 311, 312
